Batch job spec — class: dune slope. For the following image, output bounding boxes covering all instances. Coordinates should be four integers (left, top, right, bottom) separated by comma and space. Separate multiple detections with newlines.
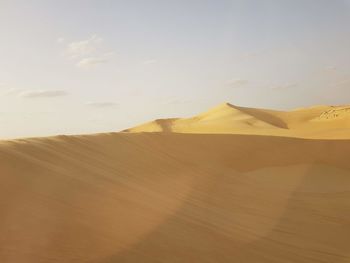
1, 132, 350, 262
125, 103, 350, 139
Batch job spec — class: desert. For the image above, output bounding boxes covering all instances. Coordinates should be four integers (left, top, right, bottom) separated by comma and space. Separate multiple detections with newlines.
1, 103, 349, 262
2, 1, 350, 262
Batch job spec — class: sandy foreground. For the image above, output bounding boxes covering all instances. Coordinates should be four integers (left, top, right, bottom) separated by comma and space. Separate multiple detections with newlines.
1, 103, 350, 262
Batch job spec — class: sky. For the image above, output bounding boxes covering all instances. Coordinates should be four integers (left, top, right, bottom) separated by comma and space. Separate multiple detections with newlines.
1, 0, 350, 139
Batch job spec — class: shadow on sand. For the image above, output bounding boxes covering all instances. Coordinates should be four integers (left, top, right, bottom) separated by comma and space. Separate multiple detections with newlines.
99, 163, 350, 263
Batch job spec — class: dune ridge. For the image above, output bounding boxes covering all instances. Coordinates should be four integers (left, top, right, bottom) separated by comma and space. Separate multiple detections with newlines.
1, 103, 350, 262
125, 102, 350, 139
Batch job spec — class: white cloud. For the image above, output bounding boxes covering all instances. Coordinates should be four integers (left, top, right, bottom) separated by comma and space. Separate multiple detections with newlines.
86, 102, 118, 108
1, 88, 23, 96
20, 89, 68, 98
66, 35, 103, 59
226, 78, 248, 87
270, 83, 297, 90
143, 59, 157, 65
77, 57, 108, 68
62, 35, 113, 69
57, 37, 65, 44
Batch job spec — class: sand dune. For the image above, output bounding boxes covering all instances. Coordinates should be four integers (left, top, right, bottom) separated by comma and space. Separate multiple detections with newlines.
125, 103, 350, 139
1, 103, 350, 262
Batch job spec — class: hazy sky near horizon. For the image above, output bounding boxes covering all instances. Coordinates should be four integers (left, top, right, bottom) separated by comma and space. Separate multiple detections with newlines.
1, 0, 350, 138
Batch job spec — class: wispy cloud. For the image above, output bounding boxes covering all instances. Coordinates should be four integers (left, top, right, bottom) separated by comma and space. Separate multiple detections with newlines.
143, 59, 157, 65
20, 89, 68, 98
270, 83, 297, 91
86, 101, 118, 108
65, 35, 103, 59
61, 35, 113, 69
1, 88, 23, 96
77, 57, 108, 68
226, 78, 248, 88
57, 37, 65, 44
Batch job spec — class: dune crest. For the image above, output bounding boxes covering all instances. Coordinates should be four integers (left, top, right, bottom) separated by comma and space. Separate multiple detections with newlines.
318, 106, 350, 120
125, 102, 350, 139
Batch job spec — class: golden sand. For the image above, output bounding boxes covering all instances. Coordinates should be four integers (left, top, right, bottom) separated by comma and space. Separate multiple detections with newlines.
1, 103, 349, 262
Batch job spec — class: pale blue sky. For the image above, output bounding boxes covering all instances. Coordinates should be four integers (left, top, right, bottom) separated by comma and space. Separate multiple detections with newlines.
1, 0, 350, 138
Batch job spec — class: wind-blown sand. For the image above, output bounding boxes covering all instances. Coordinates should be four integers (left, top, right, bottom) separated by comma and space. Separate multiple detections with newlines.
1, 103, 350, 262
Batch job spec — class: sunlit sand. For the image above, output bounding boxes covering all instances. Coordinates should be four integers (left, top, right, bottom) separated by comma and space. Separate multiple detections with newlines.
1, 103, 349, 262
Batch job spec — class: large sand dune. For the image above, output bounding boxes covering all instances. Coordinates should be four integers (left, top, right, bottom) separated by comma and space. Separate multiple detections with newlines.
125, 103, 350, 139
1, 103, 350, 262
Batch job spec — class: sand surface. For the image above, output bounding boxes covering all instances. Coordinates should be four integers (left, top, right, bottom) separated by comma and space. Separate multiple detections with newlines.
1, 103, 350, 262
126, 103, 350, 139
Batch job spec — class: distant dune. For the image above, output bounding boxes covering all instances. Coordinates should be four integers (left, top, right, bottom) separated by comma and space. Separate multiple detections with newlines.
1, 103, 350, 262
125, 102, 350, 139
